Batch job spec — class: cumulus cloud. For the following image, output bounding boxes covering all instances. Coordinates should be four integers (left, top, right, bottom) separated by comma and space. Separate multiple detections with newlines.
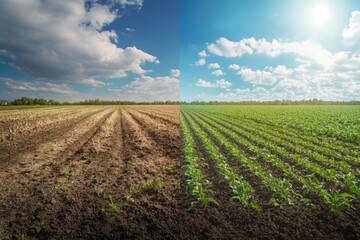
170, 69, 180, 78
238, 68, 276, 86
85, 4, 117, 30
195, 58, 206, 66
198, 50, 208, 58
195, 12, 360, 101
343, 11, 360, 47
211, 56, 360, 101
107, 75, 180, 101
207, 37, 333, 67
238, 65, 292, 85
0, 77, 76, 95
212, 70, 225, 76
228, 64, 240, 70
208, 63, 220, 69
0, 0, 157, 86
196, 79, 232, 88
113, 0, 144, 8
208, 37, 253, 57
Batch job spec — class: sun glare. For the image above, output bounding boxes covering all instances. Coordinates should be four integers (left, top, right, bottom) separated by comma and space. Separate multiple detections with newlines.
310, 4, 330, 26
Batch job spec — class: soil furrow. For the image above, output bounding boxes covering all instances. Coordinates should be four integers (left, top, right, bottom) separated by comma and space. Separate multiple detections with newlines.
126, 109, 180, 160
136, 109, 179, 126
185, 111, 285, 207
0, 107, 111, 169
181, 111, 236, 204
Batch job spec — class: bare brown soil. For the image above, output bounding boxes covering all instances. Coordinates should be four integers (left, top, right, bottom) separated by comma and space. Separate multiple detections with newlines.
0, 105, 359, 239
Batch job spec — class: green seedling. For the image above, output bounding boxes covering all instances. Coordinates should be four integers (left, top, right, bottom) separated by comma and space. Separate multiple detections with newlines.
323, 190, 355, 213
102, 195, 120, 213
144, 177, 164, 193
163, 165, 174, 172
123, 194, 134, 205
95, 178, 102, 185
64, 168, 72, 177
172, 180, 181, 190
251, 201, 262, 212
56, 183, 71, 191
130, 186, 142, 195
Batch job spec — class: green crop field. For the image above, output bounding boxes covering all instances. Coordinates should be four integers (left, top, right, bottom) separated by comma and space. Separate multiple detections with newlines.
180, 105, 360, 212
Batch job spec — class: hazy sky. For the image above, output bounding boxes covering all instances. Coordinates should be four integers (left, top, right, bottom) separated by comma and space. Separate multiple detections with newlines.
181, 0, 360, 101
0, 0, 179, 102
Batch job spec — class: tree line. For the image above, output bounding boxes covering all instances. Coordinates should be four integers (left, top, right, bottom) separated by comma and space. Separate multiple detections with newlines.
0, 97, 179, 106
1, 97, 359, 106
181, 99, 360, 105
0, 97, 65, 106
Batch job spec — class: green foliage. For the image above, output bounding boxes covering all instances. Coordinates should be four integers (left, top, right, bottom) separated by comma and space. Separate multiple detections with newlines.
181, 114, 217, 208
101, 195, 120, 213
144, 178, 164, 193
56, 183, 71, 191
123, 194, 134, 205
172, 179, 181, 190
180, 105, 360, 212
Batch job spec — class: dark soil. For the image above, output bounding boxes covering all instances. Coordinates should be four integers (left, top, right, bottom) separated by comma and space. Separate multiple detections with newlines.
0, 106, 359, 239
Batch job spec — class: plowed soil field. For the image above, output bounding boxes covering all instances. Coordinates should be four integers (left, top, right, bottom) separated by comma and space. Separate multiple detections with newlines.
0, 106, 183, 239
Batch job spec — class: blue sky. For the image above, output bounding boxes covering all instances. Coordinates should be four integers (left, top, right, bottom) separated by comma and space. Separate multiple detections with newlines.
1, 1, 360, 102
0, 0, 179, 102
181, 0, 360, 101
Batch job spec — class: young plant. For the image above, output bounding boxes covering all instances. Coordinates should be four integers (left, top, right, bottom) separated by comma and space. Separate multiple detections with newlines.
101, 195, 120, 213
144, 177, 164, 193
56, 182, 71, 191
123, 194, 134, 205
172, 179, 181, 190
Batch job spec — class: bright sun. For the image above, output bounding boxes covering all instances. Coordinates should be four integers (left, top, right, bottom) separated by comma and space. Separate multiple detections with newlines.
310, 4, 330, 26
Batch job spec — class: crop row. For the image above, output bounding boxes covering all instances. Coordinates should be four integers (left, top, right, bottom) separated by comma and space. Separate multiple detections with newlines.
181, 106, 359, 212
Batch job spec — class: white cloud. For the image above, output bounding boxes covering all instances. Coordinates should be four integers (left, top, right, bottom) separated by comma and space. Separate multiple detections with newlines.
238, 69, 276, 85
85, 4, 117, 30
228, 64, 240, 70
193, 65, 360, 101
208, 63, 220, 69
0, 0, 158, 86
233, 87, 266, 94
198, 50, 208, 58
125, 27, 136, 32
195, 58, 206, 66
107, 75, 179, 101
343, 11, 360, 47
170, 69, 180, 78
216, 57, 360, 101
208, 37, 253, 57
113, 0, 144, 8
237, 65, 292, 85
212, 69, 225, 76
208, 37, 333, 67
0, 77, 76, 95
195, 87, 267, 102
196, 79, 213, 88
79, 79, 107, 87
196, 79, 232, 88
194, 13, 360, 102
